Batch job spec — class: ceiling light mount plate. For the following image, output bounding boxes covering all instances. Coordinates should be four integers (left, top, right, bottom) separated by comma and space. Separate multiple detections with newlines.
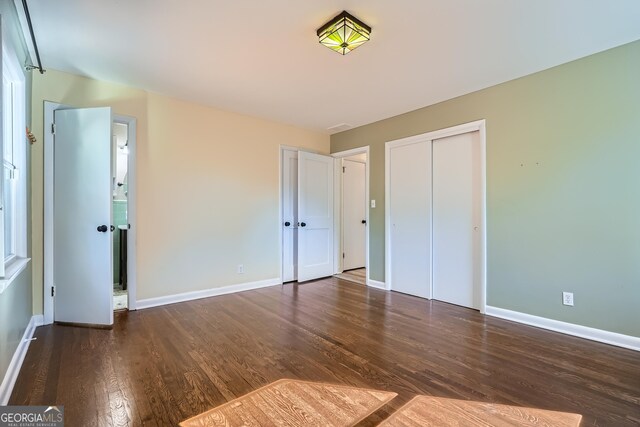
317, 10, 372, 55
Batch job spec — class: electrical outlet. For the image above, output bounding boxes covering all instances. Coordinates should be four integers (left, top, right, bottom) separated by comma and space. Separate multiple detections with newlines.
562, 292, 574, 306
237, 264, 244, 274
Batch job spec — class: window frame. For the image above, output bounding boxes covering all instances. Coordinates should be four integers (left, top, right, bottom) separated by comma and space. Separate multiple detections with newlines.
0, 29, 29, 292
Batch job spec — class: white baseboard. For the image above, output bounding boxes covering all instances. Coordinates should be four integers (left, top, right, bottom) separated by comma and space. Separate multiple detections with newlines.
136, 278, 281, 310
485, 306, 640, 352
0, 314, 43, 405
367, 279, 387, 290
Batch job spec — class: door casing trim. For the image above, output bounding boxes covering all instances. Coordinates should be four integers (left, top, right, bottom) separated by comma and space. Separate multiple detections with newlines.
44, 101, 63, 325
332, 146, 370, 285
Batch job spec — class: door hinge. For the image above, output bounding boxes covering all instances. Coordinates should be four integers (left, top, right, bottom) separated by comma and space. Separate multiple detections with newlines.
342, 252, 345, 258
51, 286, 55, 297
51, 123, 56, 134
342, 166, 346, 173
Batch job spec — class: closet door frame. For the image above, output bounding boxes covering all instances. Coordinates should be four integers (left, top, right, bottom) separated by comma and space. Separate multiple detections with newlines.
385, 120, 487, 313
331, 146, 370, 282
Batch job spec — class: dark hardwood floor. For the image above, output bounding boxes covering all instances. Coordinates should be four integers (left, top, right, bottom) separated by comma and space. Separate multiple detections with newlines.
10, 278, 640, 426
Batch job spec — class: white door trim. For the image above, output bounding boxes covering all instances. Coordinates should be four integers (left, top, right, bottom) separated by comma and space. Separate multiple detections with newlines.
44, 102, 65, 325
385, 120, 487, 313
332, 146, 370, 285
43, 103, 139, 324
278, 147, 286, 285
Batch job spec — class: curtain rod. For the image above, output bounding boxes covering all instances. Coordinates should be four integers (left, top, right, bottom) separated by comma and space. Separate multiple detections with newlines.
21, 0, 45, 74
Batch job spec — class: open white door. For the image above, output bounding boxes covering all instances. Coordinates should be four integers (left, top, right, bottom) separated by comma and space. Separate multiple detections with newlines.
297, 151, 334, 282
342, 159, 366, 270
54, 107, 113, 326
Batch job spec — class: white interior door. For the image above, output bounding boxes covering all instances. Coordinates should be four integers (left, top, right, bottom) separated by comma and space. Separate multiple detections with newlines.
388, 141, 431, 298
54, 107, 113, 325
432, 131, 481, 309
297, 151, 334, 282
282, 149, 298, 282
342, 159, 366, 270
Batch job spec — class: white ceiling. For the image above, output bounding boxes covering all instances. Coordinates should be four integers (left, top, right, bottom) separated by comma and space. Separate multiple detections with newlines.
27, 0, 640, 133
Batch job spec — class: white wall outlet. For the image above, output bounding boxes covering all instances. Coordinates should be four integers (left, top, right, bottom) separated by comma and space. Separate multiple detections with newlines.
562, 292, 574, 306
237, 264, 244, 274
371, 199, 376, 208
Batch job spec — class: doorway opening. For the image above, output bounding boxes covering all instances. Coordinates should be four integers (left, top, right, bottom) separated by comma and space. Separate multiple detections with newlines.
112, 121, 129, 311
331, 147, 370, 287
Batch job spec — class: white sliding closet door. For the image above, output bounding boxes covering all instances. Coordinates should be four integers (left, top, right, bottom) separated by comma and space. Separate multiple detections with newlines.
432, 131, 481, 309
388, 141, 431, 298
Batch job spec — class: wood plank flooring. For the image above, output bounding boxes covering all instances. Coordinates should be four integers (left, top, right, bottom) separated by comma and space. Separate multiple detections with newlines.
10, 278, 640, 426
334, 268, 366, 285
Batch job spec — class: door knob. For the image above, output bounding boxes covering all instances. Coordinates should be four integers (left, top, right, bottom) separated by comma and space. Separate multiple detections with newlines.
284, 221, 291, 227
361, 220, 367, 224
300, 222, 307, 227
97, 225, 108, 233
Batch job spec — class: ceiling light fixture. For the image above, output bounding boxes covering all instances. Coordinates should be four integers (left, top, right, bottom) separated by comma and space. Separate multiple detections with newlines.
317, 11, 372, 55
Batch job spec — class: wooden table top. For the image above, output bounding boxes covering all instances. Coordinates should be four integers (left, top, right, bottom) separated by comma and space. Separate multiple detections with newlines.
379, 395, 582, 426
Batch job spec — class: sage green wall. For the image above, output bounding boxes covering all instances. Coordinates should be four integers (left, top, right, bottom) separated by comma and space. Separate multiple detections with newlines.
0, 269, 32, 380
0, 3, 34, 385
331, 40, 640, 337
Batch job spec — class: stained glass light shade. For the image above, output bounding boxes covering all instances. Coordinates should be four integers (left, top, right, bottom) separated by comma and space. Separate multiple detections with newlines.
317, 11, 372, 55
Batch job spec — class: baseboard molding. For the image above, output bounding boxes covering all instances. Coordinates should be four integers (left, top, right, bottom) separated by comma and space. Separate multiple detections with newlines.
0, 314, 43, 405
136, 278, 281, 310
485, 306, 640, 352
367, 279, 387, 290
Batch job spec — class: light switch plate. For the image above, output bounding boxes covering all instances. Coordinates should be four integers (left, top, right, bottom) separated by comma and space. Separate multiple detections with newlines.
371, 200, 376, 208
